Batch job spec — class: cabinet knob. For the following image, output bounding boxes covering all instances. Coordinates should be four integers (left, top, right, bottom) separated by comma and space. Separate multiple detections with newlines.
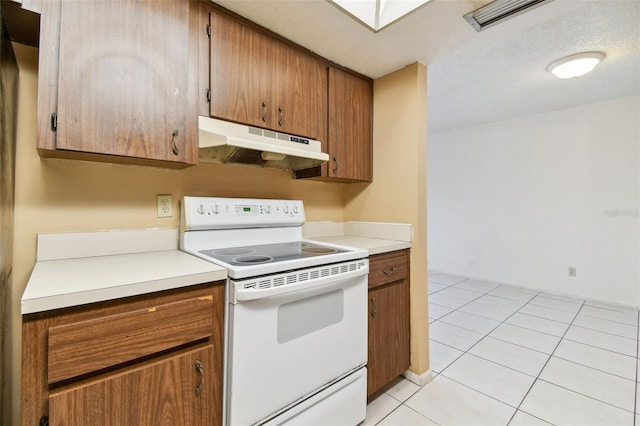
278, 106, 283, 126
371, 296, 377, 306
262, 102, 267, 122
332, 157, 339, 174
195, 360, 204, 396
371, 310, 376, 318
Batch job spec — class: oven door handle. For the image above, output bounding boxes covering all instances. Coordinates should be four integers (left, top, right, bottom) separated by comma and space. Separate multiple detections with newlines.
232, 268, 368, 303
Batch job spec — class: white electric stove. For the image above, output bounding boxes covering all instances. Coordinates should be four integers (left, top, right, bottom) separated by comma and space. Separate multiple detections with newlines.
180, 196, 369, 426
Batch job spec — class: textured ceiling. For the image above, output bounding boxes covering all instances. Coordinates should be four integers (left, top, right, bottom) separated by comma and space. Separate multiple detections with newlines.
212, 0, 640, 133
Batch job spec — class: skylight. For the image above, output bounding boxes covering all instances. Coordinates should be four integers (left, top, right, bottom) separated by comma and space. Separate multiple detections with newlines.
329, 0, 432, 31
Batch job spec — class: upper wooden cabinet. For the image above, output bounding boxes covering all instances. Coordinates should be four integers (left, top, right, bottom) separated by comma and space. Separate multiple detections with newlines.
327, 67, 373, 182
294, 66, 373, 182
35, 0, 198, 168
208, 9, 327, 141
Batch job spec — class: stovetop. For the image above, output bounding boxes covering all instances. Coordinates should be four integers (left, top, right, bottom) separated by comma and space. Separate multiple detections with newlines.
199, 241, 348, 267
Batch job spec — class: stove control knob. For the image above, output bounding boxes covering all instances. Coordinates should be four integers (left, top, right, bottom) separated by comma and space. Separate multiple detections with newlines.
196, 203, 206, 215
211, 204, 220, 215
293, 205, 299, 214
283, 205, 289, 214
264, 205, 272, 214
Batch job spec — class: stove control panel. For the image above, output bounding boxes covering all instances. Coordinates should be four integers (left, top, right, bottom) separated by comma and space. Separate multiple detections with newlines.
182, 196, 305, 230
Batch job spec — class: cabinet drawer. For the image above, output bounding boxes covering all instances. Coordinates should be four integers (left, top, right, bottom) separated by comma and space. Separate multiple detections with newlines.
48, 295, 214, 384
369, 251, 408, 289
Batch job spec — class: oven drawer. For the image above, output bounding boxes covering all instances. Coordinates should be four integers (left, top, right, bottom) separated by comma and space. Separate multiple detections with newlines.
47, 295, 214, 384
369, 250, 409, 289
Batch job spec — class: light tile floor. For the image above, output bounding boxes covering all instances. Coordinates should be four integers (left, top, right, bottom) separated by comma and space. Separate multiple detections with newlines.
364, 272, 640, 426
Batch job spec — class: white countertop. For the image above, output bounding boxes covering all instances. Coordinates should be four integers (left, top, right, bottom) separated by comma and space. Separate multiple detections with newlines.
304, 221, 412, 255
311, 235, 411, 255
22, 229, 227, 314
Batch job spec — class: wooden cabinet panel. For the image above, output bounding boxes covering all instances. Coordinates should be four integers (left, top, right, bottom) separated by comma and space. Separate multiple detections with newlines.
368, 281, 411, 396
367, 250, 410, 397
273, 43, 327, 140
209, 9, 270, 129
48, 296, 214, 384
369, 251, 409, 289
49, 345, 215, 426
208, 8, 327, 141
327, 67, 373, 181
38, 0, 198, 168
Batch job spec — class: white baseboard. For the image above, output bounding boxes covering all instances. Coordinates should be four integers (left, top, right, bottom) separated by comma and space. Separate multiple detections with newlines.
402, 369, 434, 386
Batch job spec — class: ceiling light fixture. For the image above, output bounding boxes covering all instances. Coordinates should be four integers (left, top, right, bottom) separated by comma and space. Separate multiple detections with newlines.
546, 51, 605, 79
328, 0, 432, 32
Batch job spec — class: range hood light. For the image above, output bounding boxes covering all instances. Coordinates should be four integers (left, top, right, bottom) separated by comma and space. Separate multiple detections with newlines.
261, 151, 287, 161
546, 51, 605, 79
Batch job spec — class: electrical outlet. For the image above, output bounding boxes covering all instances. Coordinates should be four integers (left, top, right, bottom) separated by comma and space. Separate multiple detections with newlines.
157, 195, 173, 218
568, 266, 577, 277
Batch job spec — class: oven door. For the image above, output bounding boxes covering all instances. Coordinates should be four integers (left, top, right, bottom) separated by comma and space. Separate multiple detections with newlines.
224, 260, 368, 426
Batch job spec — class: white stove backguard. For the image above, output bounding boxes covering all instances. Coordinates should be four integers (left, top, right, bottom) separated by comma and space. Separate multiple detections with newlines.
181, 196, 305, 232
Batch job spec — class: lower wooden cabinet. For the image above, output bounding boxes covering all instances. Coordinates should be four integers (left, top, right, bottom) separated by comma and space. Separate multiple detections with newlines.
21, 282, 225, 426
49, 345, 215, 426
367, 250, 411, 397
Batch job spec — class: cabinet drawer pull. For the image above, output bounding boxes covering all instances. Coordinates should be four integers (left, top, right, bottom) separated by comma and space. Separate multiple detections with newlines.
262, 102, 267, 122
195, 360, 204, 396
171, 129, 179, 156
332, 157, 339, 173
278, 106, 283, 126
371, 296, 377, 306
371, 310, 376, 318
383, 267, 397, 276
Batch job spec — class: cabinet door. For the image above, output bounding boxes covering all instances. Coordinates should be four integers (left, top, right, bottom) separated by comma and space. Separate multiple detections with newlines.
49, 345, 216, 426
56, 0, 195, 164
328, 67, 373, 181
273, 42, 327, 140
368, 282, 410, 396
210, 11, 271, 128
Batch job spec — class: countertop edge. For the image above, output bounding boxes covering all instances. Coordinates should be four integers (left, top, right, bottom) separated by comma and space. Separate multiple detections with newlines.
21, 250, 227, 315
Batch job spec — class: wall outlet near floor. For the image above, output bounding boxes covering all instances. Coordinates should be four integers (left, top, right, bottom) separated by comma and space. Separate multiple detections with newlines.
156, 195, 173, 218
568, 266, 577, 277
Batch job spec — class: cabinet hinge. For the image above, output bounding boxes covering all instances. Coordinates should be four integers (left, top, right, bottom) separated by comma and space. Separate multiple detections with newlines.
206, 23, 211, 38
50, 113, 57, 132
206, 88, 211, 103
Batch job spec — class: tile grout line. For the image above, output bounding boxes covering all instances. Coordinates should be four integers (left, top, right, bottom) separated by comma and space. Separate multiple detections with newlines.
434, 287, 542, 366
634, 309, 639, 426
422, 289, 550, 417
425, 275, 639, 425
433, 288, 542, 393
506, 298, 587, 425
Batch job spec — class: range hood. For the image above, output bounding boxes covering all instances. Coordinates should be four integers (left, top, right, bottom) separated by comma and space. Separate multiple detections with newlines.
198, 116, 328, 171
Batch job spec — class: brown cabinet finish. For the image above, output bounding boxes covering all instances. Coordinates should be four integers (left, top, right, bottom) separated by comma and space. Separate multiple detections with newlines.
367, 250, 410, 397
209, 9, 270, 129
207, 8, 327, 141
21, 282, 225, 426
37, 0, 198, 168
273, 42, 327, 141
47, 295, 215, 384
327, 67, 373, 182
49, 345, 215, 426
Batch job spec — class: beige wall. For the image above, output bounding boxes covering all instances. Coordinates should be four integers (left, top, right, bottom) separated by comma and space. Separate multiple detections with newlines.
345, 63, 429, 375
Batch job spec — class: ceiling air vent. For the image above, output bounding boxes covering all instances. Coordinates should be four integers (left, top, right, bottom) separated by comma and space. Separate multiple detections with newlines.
464, 0, 554, 32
